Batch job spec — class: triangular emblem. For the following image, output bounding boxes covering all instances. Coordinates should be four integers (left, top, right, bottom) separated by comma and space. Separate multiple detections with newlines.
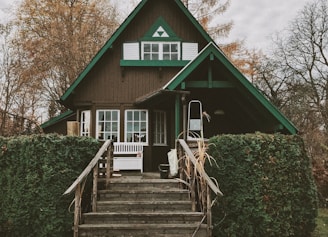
152, 26, 169, 38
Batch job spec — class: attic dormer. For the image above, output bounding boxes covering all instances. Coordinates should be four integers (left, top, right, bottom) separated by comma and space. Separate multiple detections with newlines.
121, 17, 198, 67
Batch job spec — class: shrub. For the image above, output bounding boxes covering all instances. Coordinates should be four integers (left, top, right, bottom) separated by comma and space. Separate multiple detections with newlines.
206, 133, 318, 237
0, 134, 100, 237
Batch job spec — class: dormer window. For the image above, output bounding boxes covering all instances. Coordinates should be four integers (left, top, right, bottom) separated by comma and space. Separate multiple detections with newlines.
142, 42, 180, 60
121, 17, 198, 67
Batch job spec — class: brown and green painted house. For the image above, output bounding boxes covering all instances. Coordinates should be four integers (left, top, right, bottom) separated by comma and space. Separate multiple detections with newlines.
41, 0, 297, 172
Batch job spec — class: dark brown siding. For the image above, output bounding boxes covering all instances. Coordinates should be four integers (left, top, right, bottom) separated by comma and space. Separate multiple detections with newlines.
70, 0, 209, 106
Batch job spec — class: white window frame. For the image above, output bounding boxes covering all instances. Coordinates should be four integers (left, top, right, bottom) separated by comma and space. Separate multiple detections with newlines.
80, 110, 91, 137
124, 109, 148, 145
153, 110, 167, 146
96, 110, 120, 142
141, 42, 180, 60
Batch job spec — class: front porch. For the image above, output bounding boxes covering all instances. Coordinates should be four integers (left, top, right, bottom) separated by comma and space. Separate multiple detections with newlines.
64, 139, 222, 237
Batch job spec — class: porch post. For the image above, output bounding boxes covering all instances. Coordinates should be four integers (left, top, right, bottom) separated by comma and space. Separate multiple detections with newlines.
181, 95, 187, 141
175, 94, 181, 138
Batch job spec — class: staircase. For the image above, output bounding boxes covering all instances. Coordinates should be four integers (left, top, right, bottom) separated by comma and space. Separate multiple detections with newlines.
78, 173, 208, 237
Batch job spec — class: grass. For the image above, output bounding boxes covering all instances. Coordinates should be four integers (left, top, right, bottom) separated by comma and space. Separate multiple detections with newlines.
312, 208, 328, 237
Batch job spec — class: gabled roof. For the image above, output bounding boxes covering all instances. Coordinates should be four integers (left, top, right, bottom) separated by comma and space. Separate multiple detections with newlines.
163, 42, 298, 134
60, 0, 213, 104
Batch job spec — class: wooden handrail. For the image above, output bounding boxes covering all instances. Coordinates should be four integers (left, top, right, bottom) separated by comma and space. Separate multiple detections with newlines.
177, 139, 223, 237
177, 139, 223, 196
63, 140, 113, 237
63, 140, 112, 195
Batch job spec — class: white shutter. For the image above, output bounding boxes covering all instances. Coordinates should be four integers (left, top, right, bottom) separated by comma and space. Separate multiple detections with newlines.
123, 42, 140, 60
182, 42, 198, 60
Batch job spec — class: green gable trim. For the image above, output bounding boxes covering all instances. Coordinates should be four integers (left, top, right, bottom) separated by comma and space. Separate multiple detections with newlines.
164, 42, 298, 134
141, 16, 180, 41
120, 60, 189, 67
40, 110, 74, 129
61, 0, 213, 103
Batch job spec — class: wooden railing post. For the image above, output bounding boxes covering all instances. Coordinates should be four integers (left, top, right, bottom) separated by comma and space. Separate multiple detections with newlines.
92, 164, 98, 212
207, 184, 212, 237
73, 183, 81, 237
190, 158, 196, 212
106, 141, 113, 188
177, 142, 185, 189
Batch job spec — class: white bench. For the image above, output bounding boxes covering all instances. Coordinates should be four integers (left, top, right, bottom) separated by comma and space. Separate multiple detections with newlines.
113, 142, 143, 173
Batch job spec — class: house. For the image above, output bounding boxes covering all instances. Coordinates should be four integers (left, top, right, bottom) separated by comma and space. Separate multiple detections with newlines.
41, 0, 297, 172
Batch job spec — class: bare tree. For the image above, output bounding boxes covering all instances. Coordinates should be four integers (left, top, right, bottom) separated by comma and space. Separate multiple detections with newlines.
0, 23, 20, 135
274, 0, 328, 133
182, 0, 232, 39
252, 0, 328, 204
0, 22, 42, 136
13, 0, 120, 118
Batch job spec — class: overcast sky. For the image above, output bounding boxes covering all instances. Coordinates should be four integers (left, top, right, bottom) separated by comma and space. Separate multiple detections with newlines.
0, 0, 311, 52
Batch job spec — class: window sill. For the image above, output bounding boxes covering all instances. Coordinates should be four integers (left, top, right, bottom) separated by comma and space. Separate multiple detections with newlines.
153, 143, 168, 147
120, 60, 189, 67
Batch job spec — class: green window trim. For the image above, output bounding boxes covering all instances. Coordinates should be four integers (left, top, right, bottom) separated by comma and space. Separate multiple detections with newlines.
120, 60, 189, 67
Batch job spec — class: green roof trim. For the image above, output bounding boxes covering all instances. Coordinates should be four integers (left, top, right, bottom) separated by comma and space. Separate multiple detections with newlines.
40, 110, 74, 129
141, 16, 180, 41
164, 42, 298, 134
60, 0, 213, 103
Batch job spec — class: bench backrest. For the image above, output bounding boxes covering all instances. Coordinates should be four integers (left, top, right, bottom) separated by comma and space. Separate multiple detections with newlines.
113, 142, 143, 155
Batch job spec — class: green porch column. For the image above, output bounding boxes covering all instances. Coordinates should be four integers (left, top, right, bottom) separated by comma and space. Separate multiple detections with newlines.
175, 94, 181, 138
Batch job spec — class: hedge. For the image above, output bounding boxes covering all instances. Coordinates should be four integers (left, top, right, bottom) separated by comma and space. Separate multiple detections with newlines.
0, 134, 100, 237
206, 133, 318, 237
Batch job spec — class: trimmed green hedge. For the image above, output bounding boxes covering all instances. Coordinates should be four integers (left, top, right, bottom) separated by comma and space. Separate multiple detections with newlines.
0, 134, 100, 237
206, 133, 318, 237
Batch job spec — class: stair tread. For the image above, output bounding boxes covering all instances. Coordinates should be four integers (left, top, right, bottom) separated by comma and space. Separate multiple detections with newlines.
98, 189, 188, 193
97, 200, 191, 204
83, 212, 203, 216
79, 223, 206, 229
103, 179, 180, 184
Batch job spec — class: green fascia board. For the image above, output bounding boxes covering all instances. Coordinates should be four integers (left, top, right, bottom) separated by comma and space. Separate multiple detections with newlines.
40, 110, 74, 129
120, 60, 189, 67
141, 16, 181, 41
164, 42, 298, 134
60, 0, 213, 103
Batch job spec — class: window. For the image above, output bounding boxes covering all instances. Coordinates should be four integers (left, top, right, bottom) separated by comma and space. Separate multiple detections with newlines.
142, 42, 180, 60
153, 111, 167, 145
80, 110, 91, 137
125, 110, 148, 144
96, 110, 119, 141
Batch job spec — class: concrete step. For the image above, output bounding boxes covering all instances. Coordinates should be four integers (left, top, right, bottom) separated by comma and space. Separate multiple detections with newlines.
98, 189, 189, 201
78, 223, 208, 237
96, 200, 192, 213
82, 211, 204, 224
